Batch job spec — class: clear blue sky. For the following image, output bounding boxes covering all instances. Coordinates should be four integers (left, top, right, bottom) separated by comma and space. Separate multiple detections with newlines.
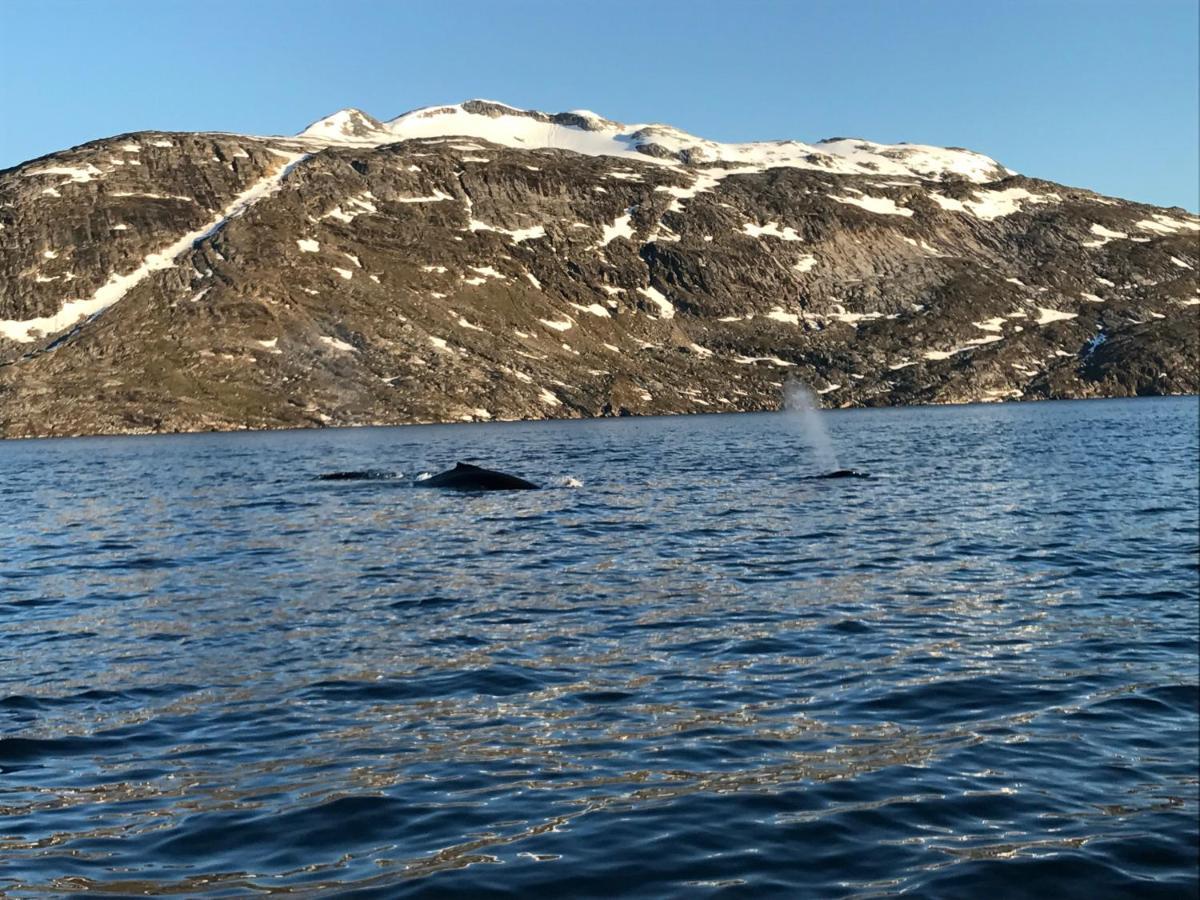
2, 0, 1196, 210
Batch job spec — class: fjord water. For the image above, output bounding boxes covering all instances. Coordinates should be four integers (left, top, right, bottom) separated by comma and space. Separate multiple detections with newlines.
1, 398, 1197, 898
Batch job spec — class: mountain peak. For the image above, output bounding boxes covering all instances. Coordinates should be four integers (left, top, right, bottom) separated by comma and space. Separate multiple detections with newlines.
299, 108, 387, 141
291, 99, 1011, 183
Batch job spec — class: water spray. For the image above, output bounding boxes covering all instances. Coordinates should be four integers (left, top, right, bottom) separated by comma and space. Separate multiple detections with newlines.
781, 377, 869, 479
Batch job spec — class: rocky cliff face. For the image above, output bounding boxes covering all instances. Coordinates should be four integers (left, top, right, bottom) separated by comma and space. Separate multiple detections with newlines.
1, 100, 1196, 437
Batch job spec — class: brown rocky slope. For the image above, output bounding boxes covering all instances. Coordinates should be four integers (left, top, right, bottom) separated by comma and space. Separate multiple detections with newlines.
1, 101, 1196, 437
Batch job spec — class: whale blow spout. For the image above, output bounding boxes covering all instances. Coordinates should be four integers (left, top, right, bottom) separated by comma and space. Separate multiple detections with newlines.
416, 462, 539, 492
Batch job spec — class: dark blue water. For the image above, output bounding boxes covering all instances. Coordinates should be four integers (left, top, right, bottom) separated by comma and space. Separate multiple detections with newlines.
2, 398, 1197, 897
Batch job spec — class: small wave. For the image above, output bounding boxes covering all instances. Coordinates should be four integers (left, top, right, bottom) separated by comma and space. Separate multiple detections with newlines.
414, 471, 433, 482
553, 476, 584, 488
317, 470, 402, 482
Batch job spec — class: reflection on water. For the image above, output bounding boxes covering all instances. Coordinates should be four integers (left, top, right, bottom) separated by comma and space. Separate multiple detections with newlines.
1, 398, 1197, 897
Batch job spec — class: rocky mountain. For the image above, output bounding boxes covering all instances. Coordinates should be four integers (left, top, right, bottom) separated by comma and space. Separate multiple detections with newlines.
1, 98, 1196, 438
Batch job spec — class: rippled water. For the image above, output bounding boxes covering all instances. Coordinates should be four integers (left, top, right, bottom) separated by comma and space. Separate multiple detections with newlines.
2, 398, 1197, 897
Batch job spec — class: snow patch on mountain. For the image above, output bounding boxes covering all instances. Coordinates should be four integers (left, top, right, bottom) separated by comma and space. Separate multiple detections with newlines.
290, 100, 1012, 183
0, 151, 308, 343
830, 194, 913, 217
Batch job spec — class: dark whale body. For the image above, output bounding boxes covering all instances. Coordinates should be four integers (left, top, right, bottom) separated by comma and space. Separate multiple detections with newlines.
417, 462, 539, 492
806, 469, 870, 480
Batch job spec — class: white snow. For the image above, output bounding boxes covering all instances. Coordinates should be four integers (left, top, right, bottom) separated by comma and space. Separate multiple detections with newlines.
469, 266, 504, 280
930, 194, 967, 213
1035, 307, 1078, 324
1090, 224, 1128, 239
539, 316, 574, 331
111, 191, 195, 202
257, 338, 279, 350
1136, 214, 1200, 234
923, 349, 958, 361
539, 389, 562, 406
569, 302, 611, 318
596, 209, 636, 247
1169, 256, 1194, 269
422, 265, 448, 273
974, 317, 1006, 332
923, 334, 1004, 360
121, 143, 140, 152
830, 310, 882, 325
395, 189, 454, 203
297, 239, 319, 252
428, 336, 450, 351
344, 253, 362, 267
792, 255, 817, 273
151, 139, 173, 148
288, 100, 1011, 183
321, 193, 377, 222
766, 307, 800, 325
22, 163, 103, 183
733, 355, 795, 367
525, 273, 542, 289
931, 187, 1056, 220
1081, 292, 1104, 303
742, 221, 804, 240
637, 285, 674, 319
332, 267, 354, 280
319, 335, 354, 351
830, 194, 913, 217
468, 221, 545, 242
0, 151, 308, 343
42, 250, 58, 259
298, 108, 387, 142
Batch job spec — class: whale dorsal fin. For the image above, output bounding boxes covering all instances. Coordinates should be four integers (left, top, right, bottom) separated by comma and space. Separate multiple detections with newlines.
455, 461, 481, 471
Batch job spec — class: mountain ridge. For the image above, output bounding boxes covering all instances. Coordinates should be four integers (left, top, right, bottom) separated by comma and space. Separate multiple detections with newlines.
0, 100, 1196, 438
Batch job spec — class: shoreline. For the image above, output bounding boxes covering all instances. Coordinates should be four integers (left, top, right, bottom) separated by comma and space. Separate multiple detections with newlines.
3, 391, 1195, 444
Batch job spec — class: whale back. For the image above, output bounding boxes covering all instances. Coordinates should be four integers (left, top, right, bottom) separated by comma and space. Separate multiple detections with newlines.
419, 461, 539, 491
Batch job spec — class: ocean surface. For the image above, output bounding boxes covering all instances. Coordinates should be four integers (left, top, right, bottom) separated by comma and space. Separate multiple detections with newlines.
2, 397, 1197, 898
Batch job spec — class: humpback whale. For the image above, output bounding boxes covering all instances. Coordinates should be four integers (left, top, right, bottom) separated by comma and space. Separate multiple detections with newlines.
806, 469, 870, 480
416, 462, 539, 491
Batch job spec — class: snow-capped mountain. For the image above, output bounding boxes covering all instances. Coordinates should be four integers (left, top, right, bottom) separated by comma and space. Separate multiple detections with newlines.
0, 100, 1196, 438
299, 99, 1011, 182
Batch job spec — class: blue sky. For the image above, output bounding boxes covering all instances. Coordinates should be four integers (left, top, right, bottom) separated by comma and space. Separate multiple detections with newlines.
2, 0, 1196, 209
